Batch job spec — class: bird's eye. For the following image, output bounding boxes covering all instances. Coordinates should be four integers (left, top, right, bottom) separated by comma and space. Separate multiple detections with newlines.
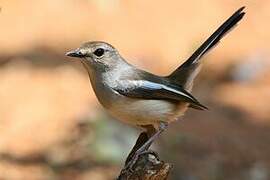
93, 48, 105, 57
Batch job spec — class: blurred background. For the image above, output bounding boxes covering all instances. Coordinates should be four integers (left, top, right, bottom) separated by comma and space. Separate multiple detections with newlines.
0, 0, 269, 179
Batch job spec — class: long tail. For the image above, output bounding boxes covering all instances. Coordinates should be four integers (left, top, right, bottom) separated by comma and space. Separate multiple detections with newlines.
168, 7, 245, 90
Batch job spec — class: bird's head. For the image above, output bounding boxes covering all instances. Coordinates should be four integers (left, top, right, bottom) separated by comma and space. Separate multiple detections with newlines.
66, 41, 121, 68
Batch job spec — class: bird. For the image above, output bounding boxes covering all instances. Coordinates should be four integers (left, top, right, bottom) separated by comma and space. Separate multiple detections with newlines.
66, 7, 245, 170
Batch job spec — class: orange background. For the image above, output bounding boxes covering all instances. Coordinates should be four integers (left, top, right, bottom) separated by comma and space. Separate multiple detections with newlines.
0, 1, 269, 179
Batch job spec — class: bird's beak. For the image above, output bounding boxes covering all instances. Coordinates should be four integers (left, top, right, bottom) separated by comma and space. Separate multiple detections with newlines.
65, 48, 85, 58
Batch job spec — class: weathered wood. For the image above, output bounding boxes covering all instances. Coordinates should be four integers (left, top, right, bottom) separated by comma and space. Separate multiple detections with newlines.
117, 151, 172, 180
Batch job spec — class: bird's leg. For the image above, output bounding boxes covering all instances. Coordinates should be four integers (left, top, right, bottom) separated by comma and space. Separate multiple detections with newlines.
125, 132, 148, 165
124, 125, 156, 165
136, 122, 168, 155
124, 122, 168, 171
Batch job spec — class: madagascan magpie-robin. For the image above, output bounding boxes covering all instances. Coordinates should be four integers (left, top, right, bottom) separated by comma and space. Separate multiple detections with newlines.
66, 7, 245, 169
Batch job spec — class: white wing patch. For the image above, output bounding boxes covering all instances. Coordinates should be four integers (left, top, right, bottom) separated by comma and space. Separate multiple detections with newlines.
116, 80, 191, 99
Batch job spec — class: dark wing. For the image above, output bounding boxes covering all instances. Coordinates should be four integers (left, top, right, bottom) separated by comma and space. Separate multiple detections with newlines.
168, 7, 245, 90
112, 80, 208, 110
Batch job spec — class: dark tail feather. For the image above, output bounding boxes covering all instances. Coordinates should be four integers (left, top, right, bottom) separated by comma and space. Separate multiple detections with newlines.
168, 7, 245, 88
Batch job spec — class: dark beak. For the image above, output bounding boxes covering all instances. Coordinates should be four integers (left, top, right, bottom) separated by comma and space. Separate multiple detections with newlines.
65, 49, 85, 58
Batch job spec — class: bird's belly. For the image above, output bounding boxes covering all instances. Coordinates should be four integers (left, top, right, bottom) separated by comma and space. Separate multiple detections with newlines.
107, 96, 179, 126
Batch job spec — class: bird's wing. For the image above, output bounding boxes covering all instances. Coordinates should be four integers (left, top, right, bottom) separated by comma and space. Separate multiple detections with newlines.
112, 80, 208, 110
168, 7, 245, 90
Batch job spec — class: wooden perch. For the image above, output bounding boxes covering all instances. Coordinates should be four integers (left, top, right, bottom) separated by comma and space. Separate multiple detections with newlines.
117, 152, 172, 180
117, 132, 173, 180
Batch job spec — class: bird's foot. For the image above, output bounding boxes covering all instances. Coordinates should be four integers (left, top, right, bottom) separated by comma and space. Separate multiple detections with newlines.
122, 150, 159, 173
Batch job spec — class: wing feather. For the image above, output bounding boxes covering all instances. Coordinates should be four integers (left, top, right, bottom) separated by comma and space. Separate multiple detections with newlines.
113, 80, 208, 110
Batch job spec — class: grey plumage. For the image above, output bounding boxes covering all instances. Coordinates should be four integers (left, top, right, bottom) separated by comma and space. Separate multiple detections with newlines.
66, 7, 245, 169
66, 7, 245, 127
